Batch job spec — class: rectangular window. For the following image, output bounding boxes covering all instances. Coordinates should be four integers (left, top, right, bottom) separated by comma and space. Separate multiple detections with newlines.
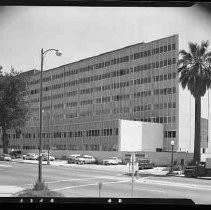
144, 64, 148, 70
172, 72, 176, 78
152, 63, 155, 69
160, 46, 163, 53
144, 51, 148, 57
167, 88, 172, 94
160, 61, 163, 67
168, 102, 172, 108
168, 59, 172, 65
168, 44, 171, 51
164, 60, 167, 66
172, 43, 176, 50
164, 45, 167, 52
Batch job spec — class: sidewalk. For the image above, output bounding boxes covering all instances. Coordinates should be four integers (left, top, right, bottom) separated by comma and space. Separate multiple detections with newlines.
0, 186, 24, 197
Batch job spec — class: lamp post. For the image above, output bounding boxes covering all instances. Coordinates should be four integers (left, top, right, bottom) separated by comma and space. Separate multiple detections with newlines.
131, 152, 136, 198
37, 48, 62, 184
170, 140, 175, 173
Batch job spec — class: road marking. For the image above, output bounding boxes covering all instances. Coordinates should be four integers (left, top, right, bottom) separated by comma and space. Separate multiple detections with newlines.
26, 175, 128, 186
53, 180, 129, 191
0, 164, 11, 167
135, 187, 166, 193
136, 179, 211, 191
26, 177, 99, 185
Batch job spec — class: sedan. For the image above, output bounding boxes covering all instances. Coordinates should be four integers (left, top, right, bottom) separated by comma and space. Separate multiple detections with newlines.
42, 154, 55, 161
75, 155, 96, 164
23, 153, 38, 160
102, 157, 122, 165
67, 154, 81, 164
138, 158, 154, 170
0, 154, 12, 161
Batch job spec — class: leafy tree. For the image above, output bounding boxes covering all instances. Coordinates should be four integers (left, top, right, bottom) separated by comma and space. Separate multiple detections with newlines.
178, 41, 211, 164
0, 67, 29, 154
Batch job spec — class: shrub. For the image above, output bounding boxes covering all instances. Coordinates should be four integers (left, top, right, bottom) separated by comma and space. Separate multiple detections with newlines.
15, 188, 64, 197
13, 181, 64, 197
33, 181, 48, 191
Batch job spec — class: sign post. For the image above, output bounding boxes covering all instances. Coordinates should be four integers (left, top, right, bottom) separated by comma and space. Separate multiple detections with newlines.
98, 182, 103, 197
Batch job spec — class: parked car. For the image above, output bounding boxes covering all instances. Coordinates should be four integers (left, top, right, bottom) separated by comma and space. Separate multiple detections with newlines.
75, 155, 96, 164
0, 154, 12, 161
102, 157, 122, 165
138, 158, 154, 170
9, 150, 22, 159
42, 154, 55, 161
67, 154, 81, 164
23, 153, 38, 160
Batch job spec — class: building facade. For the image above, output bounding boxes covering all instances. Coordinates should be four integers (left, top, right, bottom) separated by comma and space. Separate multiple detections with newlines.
3, 34, 209, 153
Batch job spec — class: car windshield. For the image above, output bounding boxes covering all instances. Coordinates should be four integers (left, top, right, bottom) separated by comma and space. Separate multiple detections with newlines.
0, 3, 211, 205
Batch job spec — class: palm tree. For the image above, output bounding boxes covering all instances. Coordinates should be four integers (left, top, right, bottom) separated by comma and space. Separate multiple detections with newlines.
178, 41, 211, 165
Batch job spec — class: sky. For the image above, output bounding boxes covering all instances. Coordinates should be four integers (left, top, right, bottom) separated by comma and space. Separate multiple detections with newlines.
0, 3, 211, 73
1, 3, 211, 119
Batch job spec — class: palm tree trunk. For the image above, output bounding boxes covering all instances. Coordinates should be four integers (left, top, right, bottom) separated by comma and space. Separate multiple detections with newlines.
2, 127, 9, 154
193, 96, 201, 165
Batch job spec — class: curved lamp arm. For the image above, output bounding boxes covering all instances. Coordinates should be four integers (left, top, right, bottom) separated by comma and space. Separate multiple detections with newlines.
42, 48, 62, 57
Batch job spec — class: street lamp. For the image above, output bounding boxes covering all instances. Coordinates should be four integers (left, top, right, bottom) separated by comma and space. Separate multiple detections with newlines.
37, 48, 62, 185
170, 140, 175, 173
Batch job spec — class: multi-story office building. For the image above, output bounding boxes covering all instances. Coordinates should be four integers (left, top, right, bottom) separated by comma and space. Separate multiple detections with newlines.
4, 34, 209, 153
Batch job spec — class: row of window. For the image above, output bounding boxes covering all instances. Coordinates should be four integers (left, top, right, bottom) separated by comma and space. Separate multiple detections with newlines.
31, 74, 176, 103
7, 144, 117, 151
134, 104, 151, 112
164, 131, 176, 138
153, 72, 176, 82
134, 90, 151, 98
134, 57, 176, 73
153, 87, 176, 95
29, 56, 177, 96
153, 102, 176, 110
32, 89, 177, 112
8, 128, 119, 139
28, 55, 130, 86
133, 43, 176, 60
8, 128, 177, 140
137, 116, 176, 124
32, 88, 177, 111
113, 107, 130, 114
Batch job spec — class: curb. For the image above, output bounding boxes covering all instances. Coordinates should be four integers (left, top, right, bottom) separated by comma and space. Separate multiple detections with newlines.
12, 160, 49, 165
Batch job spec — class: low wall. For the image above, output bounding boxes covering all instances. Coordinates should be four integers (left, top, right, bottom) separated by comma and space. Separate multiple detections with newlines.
4, 149, 193, 166
201, 153, 211, 162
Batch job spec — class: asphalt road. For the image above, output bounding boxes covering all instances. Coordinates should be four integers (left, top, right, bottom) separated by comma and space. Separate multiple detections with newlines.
0, 161, 211, 204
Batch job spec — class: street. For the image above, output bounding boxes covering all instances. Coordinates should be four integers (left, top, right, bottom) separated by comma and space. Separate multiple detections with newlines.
0, 161, 211, 204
